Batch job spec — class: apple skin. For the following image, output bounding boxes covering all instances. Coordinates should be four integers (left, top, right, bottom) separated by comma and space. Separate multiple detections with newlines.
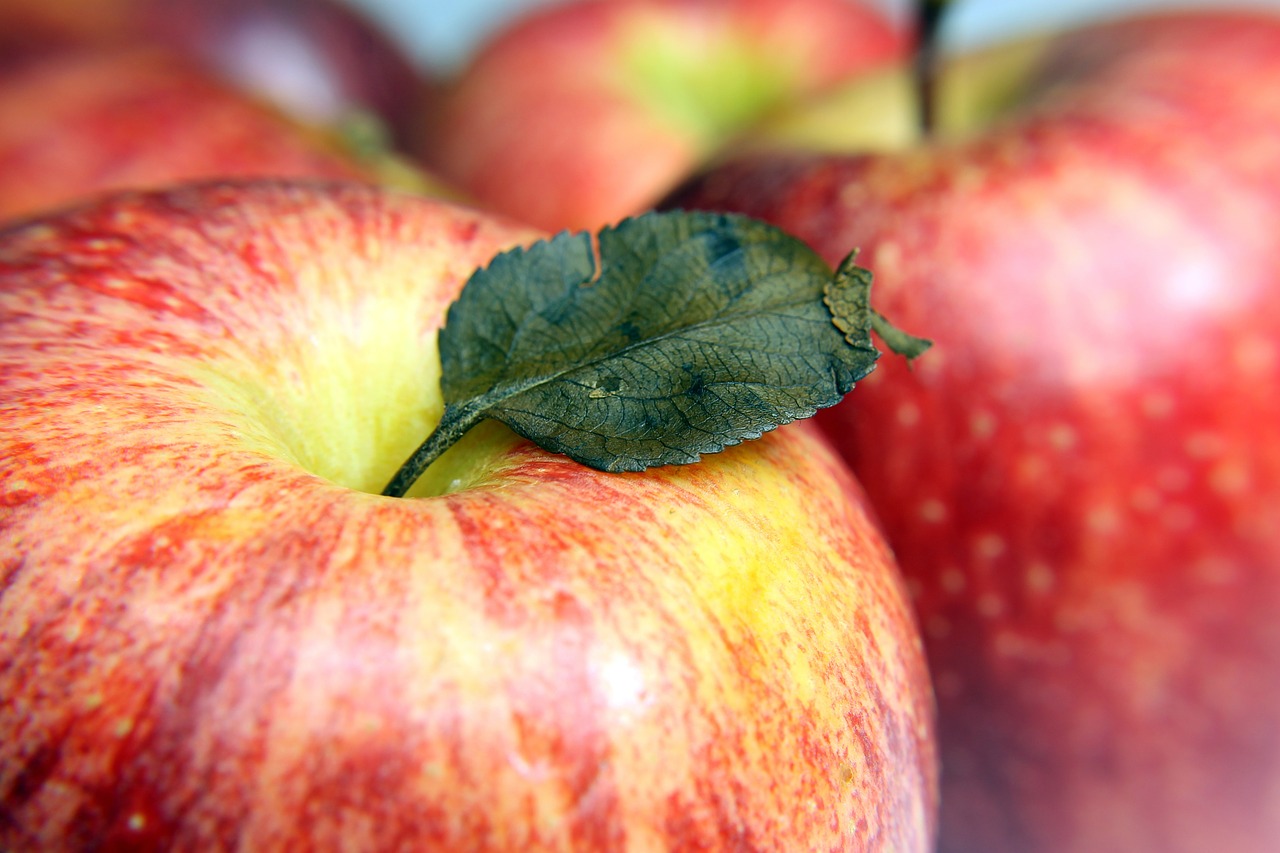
665, 10, 1280, 853
0, 180, 938, 850
420, 0, 907, 232
0, 0, 427, 150
0, 47, 441, 224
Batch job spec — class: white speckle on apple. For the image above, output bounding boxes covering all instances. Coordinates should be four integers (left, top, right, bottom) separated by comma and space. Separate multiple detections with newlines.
896, 401, 921, 427
1085, 505, 1122, 535
974, 533, 1006, 561
127, 813, 147, 832
976, 594, 1005, 619
918, 498, 947, 523
939, 567, 966, 595
1016, 454, 1049, 483
869, 239, 903, 278
1024, 561, 1055, 596
1140, 391, 1175, 419
1161, 504, 1198, 532
1194, 557, 1241, 586
969, 410, 997, 441
934, 670, 964, 700
990, 631, 1027, 660
1157, 465, 1192, 493
1185, 432, 1227, 459
1233, 334, 1278, 375
1130, 486, 1162, 513
1209, 461, 1250, 496
1047, 423, 1076, 451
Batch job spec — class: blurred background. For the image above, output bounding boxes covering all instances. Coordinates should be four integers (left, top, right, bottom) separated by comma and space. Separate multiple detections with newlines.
348, 0, 1280, 72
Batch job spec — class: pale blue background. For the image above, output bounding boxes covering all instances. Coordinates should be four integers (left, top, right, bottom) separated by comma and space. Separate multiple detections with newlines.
348, 0, 1280, 72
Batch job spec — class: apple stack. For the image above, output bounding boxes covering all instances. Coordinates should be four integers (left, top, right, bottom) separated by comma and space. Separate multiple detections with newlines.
0, 0, 944, 851
9, 0, 1277, 848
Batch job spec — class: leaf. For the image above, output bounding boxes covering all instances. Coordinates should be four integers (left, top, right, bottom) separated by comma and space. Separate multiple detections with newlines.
383, 210, 887, 497
825, 251, 932, 362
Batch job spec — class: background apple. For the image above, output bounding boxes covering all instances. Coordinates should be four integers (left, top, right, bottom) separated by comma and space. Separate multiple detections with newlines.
0, 47, 450, 224
666, 9, 1280, 853
0, 0, 428, 150
0, 180, 938, 850
418, 0, 908, 232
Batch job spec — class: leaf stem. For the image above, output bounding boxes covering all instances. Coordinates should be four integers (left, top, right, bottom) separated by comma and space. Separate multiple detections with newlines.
381, 404, 486, 498
871, 309, 933, 361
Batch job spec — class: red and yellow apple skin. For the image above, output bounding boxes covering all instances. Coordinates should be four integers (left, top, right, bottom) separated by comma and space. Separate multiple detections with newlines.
0, 48, 384, 223
420, 0, 906, 233
0, 181, 937, 850
667, 10, 1280, 853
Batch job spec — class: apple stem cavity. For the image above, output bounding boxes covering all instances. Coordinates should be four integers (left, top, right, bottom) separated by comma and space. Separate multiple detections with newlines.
382, 403, 486, 498
914, 0, 949, 135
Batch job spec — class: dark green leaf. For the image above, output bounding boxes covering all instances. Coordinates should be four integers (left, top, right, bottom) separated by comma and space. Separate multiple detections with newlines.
383, 210, 887, 497
826, 252, 933, 361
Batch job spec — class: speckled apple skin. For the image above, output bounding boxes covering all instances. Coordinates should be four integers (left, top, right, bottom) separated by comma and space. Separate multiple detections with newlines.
0, 181, 936, 851
667, 11, 1280, 853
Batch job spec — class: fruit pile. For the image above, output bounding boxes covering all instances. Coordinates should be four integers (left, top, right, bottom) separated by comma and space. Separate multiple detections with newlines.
1, 1, 1277, 851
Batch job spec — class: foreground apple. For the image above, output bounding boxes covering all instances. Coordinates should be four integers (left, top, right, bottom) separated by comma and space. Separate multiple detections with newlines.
420, 0, 907, 232
0, 47, 446, 224
0, 0, 427, 149
0, 180, 937, 850
668, 9, 1280, 853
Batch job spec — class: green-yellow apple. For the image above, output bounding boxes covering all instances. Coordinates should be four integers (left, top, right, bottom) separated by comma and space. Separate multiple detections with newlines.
666, 9, 1280, 853
0, 180, 937, 850
0, 0, 428, 150
0, 47, 448, 224
419, 0, 907, 232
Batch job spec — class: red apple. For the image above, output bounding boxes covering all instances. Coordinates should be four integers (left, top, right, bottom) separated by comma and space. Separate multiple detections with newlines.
0, 47, 451, 224
0, 180, 938, 850
667, 9, 1280, 853
420, 0, 907, 232
0, 0, 427, 149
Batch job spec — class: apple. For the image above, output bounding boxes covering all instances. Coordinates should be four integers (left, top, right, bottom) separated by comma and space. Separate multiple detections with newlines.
665, 9, 1280, 853
0, 47, 451, 224
0, 180, 938, 850
0, 0, 427, 150
419, 0, 908, 232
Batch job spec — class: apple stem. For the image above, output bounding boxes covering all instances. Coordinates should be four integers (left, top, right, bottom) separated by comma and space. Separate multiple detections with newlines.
914, 0, 948, 135
381, 403, 485, 498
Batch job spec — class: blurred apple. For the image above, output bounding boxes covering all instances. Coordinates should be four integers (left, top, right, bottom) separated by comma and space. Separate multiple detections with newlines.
0, 180, 938, 851
0, 0, 427, 149
667, 9, 1280, 853
420, 0, 908, 232
0, 47, 453, 223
